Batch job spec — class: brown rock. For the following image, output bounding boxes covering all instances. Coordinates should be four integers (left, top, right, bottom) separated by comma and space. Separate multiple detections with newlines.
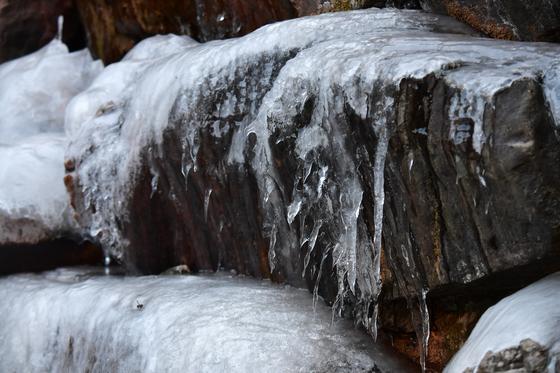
74, 0, 421, 63
75, 0, 298, 63
421, 0, 560, 42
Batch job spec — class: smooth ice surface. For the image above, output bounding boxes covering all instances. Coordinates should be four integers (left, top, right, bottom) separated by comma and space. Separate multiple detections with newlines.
445, 272, 560, 372
0, 39, 101, 244
0, 267, 415, 373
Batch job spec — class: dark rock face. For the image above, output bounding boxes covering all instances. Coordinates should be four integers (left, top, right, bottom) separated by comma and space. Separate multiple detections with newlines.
382, 77, 560, 297
0, 0, 86, 63
65, 9, 560, 369
75, 0, 297, 63
74, 0, 419, 63
0, 239, 103, 275
420, 0, 560, 42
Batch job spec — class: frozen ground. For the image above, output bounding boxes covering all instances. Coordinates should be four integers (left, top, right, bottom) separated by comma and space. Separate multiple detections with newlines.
0, 267, 416, 373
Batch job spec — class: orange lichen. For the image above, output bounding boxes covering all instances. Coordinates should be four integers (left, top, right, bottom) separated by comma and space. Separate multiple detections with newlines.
444, 1, 516, 40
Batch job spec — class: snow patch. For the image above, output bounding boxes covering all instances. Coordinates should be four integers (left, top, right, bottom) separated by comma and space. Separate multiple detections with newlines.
445, 272, 560, 372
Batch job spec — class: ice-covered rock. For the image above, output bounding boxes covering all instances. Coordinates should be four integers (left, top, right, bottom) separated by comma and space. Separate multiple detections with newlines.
445, 272, 560, 373
0, 39, 102, 245
65, 8, 560, 368
0, 267, 415, 373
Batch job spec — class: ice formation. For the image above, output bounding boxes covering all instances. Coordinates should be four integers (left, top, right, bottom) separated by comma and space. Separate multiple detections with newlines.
0, 268, 414, 373
445, 272, 560, 372
0, 39, 101, 244
64, 8, 560, 368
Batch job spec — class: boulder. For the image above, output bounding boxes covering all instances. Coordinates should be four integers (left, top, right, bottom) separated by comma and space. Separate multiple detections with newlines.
65, 8, 560, 369
420, 0, 560, 42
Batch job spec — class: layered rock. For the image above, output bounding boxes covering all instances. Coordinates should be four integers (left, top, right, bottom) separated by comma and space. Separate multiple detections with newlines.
420, 0, 560, 42
65, 8, 560, 369
0, 0, 86, 63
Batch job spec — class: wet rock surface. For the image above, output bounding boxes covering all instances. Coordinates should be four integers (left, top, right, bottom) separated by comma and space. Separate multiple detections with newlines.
420, 0, 560, 42
0, 0, 86, 63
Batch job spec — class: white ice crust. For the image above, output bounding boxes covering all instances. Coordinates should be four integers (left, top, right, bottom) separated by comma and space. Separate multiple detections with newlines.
0, 40, 102, 244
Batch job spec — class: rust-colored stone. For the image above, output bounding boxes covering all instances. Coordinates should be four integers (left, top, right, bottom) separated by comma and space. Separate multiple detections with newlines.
422, 0, 560, 42
444, 1, 515, 40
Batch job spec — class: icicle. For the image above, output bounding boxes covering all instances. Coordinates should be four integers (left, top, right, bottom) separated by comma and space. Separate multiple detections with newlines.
103, 254, 111, 275
268, 225, 278, 273
419, 288, 431, 373
317, 166, 328, 198
56, 15, 64, 41
302, 221, 323, 277
370, 121, 389, 340
287, 198, 302, 225
313, 251, 329, 312
204, 189, 212, 222
150, 174, 159, 199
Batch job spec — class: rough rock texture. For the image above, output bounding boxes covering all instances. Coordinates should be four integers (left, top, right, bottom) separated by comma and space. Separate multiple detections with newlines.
420, 0, 560, 42
0, 0, 86, 63
65, 9, 560, 369
74, 0, 419, 63
469, 339, 550, 373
